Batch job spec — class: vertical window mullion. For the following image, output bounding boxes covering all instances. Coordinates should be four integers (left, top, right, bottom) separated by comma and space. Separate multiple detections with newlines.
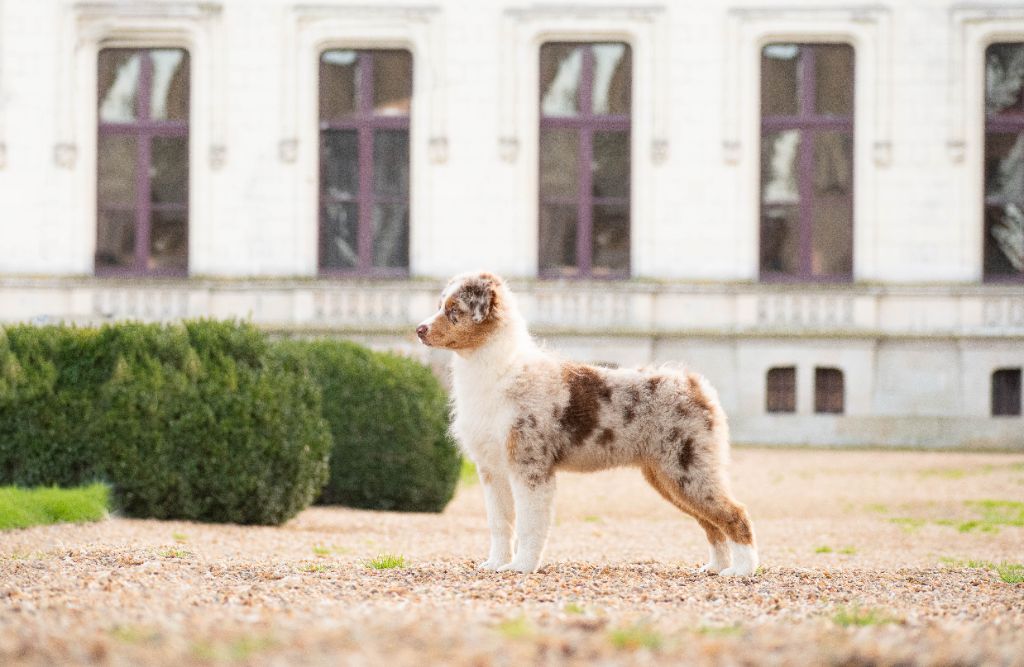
798, 47, 817, 279
358, 52, 375, 271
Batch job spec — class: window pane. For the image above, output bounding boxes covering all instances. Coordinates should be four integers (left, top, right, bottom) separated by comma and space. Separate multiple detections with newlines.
97, 135, 138, 206
761, 205, 800, 275
539, 203, 577, 274
320, 50, 359, 120
539, 129, 578, 198
986, 43, 1024, 115
992, 369, 1022, 416
149, 49, 189, 121
372, 204, 409, 268
373, 130, 410, 197
810, 131, 853, 277
320, 202, 359, 270
766, 367, 796, 413
149, 208, 188, 271
96, 209, 136, 270
592, 131, 630, 198
151, 137, 188, 205
984, 132, 1024, 202
592, 43, 631, 115
761, 129, 801, 205
815, 44, 854, 116
540, 44, 582, 117
592, 204, 629, 274
761, 44, 800, 116
984, 205, 1024, 276
321, 130, 359, 201
98, 50, 141, 122
373, 51, 412, 116
814, 368, 844, 414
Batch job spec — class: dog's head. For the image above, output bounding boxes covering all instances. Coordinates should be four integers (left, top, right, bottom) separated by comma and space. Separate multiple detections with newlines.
416, 272, 507, 351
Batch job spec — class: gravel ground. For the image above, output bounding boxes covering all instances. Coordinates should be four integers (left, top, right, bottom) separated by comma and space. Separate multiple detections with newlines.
2, 448, 1023, 666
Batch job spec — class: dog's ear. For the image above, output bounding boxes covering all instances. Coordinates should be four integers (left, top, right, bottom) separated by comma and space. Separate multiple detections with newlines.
461, 275, 500, 324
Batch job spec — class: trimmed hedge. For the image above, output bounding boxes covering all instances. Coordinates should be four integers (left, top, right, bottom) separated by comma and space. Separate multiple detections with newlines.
276, 340, 459, 512
0, 321, 331, 525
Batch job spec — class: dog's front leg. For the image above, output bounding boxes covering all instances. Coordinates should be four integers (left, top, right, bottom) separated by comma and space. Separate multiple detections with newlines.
477, 469, 515, 570
496, 475, 555, 574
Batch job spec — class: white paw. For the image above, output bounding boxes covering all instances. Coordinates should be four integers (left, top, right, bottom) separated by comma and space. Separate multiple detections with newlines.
718, 565, 756, 577
496, 559, 540, 574
477, 558, 509, 571
699, 561, 727, 574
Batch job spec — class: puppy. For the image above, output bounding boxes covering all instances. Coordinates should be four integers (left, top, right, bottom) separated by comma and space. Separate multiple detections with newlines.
416, 272, 758, 575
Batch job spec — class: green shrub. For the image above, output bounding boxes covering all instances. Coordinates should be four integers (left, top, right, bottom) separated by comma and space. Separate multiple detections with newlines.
0, 321, 331, 525
276, 340, 459, 512
0, 484, 110, 530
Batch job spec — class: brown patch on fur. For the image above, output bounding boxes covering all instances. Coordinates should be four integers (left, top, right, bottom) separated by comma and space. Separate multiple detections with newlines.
480, 470, 493, 484
506, 427, 521, 461
623, 405, 636, 423
596, 428, 615, 446
686, 373, 715, 430
678, 436, 695, 471
559, 363, 612, 447
646, 376, 663, 393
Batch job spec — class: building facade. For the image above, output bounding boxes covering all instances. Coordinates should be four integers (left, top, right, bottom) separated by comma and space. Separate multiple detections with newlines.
0, 0, 1021, 448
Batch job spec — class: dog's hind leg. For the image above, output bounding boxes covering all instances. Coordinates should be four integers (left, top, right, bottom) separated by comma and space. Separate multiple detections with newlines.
641, 464, 732, 574
477, 468, 515, 570
680, 480, 758, 577
496, 474, 555, 574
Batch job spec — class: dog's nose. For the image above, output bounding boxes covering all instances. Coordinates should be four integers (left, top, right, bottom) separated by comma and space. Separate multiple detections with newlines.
416, 324, 428, 338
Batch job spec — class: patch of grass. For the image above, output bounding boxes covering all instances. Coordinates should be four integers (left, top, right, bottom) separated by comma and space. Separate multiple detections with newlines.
459, 459, 478, 486
940, 558, 1024, 584
159, 547, 190, 559
110, 626, 159, 644
564, 601, 585, 615
495, 616, 533, 639
299, 562, 331, 573
839, 546, 857, 555
171, 532, 188, 543
815, 545, 833, 554
966, 500, 1024, 527
366, 553, 406, 570
832, 605, 900, 627
583, 515, 603, 523
607, 623, 663, 651
192, 635, 276, 661
864, 503, 889, 514
918, 467, 968, 479
0, 484, 109, 531
889, 517, 926, 532
697, 624, 743, 638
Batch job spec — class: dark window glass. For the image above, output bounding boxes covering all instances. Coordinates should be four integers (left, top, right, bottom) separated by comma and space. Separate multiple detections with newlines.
984, 44, 1024, 282
992, 368, 1022, 416
539, 42, 631, 278
96, 48, 189, 276
814, 367, 845, 414
766, 367, 796, 413
319, 50, 411, 275
760, 44, 854, 282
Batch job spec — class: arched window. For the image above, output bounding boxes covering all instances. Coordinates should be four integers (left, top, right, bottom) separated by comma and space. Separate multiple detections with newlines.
319, 49, 411, 276
814, 367, 845, 414
991, 368, 1022, 416
96, 48, 190, 275
539, 42, 631, 278
766, 366, 796, 413
760, 43, 854, 281
983, 44, 1024, 282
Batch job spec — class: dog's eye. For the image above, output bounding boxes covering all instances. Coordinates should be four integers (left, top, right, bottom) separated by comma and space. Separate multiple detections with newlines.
447, 308, 459, 324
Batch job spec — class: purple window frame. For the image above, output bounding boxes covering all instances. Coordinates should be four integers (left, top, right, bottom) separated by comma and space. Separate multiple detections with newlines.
539, 42, 631, 280
96, 48, 189, 277
760, 44, 854, 283
983, 44, 1024, 283
765, 366, 797, 413
318, 50, 410, 278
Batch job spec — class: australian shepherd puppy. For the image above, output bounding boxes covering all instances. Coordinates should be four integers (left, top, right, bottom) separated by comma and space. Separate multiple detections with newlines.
416, 272, 758, 575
